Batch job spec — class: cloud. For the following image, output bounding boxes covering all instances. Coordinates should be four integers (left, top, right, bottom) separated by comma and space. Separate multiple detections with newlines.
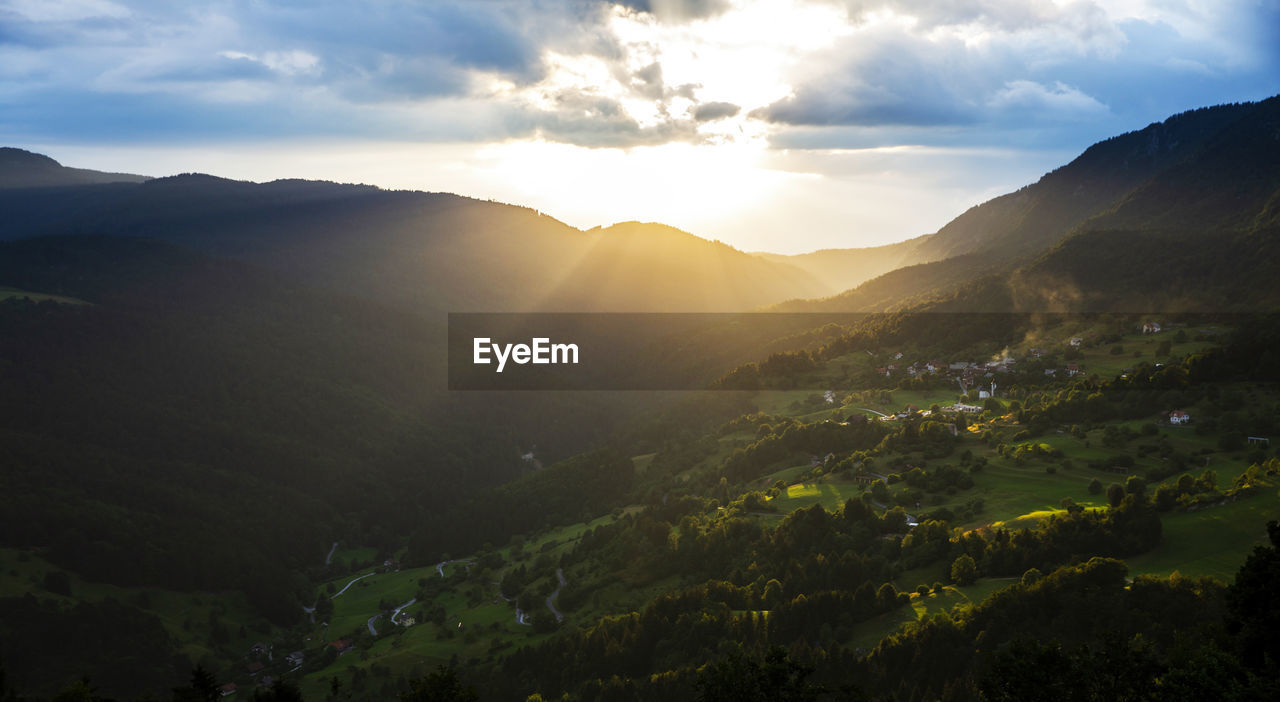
986, 80, 1107, 117
0, 0, 1275, 154
693, 101, 740, 121
612, 0, 733, 23
516, 92, 699, 148
2, 0, 130, 22
751, 28, 983, 127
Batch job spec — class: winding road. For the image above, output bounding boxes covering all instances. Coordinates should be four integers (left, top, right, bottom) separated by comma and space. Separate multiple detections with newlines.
368, 598, 417, 636
435, 559, 473, 577
330, 572, 376, 599
545, 568, 567, 623
390, 597, 417, 625
325, 541, 338, 566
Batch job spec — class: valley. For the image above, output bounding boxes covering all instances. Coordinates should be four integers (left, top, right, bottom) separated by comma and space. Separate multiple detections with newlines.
2, 94, 1280, 701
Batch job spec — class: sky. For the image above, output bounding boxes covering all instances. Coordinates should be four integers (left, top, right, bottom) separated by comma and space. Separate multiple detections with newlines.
2, 0, 1278, 254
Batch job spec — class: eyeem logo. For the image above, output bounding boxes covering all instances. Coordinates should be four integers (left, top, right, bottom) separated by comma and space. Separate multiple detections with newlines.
473, 337, 579, 373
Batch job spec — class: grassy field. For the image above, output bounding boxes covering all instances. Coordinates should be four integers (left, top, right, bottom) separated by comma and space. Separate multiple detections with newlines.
329, 545, 379, 571
846, 582, 1008, 651
323, 567, 431, 637
1126, 490, 1280, 581
1066, 329, 1222, 380
768, 480, 867, 513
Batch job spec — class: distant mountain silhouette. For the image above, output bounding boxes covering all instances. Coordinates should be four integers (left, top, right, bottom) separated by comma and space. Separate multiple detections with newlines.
0, 147, 149, 188
0, 170, 826, 312
753, 236, 927, 293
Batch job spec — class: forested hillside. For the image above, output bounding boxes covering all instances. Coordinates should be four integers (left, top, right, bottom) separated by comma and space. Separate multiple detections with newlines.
0, 164, 826, 313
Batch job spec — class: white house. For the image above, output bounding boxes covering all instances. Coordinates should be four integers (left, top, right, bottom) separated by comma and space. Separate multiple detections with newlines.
1169, 410, 1190, 425
1143, 322, 1162, 334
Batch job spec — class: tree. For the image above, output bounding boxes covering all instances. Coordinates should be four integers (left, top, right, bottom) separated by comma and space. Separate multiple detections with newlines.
1125, 475, 1147, 497
252, 681, 304, 702
315, 595, 335, 621
400, 666, 478, 702
697, 647, 824, 702
172, 666, 220, 702
1106, 483, 1126, 508
1226, 521, 1280, 671
951, 554, 977, 586
1021, 568, 1043, 586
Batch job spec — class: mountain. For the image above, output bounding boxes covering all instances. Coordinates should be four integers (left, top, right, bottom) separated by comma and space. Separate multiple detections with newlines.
900, 101, 1257, 265
0, 147, 149, 188
0, 171, 826, 312
752, 235, 927, 293
782, 96, 1280, 314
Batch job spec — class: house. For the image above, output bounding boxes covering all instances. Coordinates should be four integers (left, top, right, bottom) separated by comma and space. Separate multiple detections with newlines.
823, 390, 836, 404
950, 361, 969, 370
383, 558, 401, 570
249, 642, 268, 657
330, 639, 353, 654
246, 662, 265, 676
1044, 368, 1057, 376
978, 389, 990, 399
894, 352, 904, 360
285, 651, 304, 667
926, 361, 943, 373
1169, 410, 1191, 425
1066, 364, 1081, 376
1143, 322, 1162, 334
1069, 337, 1083, 347
950, 403, 982, 414
218, 684, 237, 697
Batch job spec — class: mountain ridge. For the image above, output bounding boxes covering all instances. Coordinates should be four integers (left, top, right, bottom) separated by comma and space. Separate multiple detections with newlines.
0, 147, 150, 188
